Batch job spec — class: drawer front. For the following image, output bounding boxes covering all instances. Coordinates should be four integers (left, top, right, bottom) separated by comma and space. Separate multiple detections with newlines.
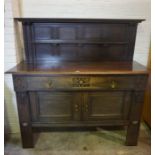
13, 75, 147, 91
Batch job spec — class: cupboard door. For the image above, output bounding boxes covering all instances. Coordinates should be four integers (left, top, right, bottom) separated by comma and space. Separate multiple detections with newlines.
29, 92, 81, 123
83, 91, 132, 121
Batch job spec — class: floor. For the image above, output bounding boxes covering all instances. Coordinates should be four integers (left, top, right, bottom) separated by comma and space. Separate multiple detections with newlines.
5, 123, 151, 155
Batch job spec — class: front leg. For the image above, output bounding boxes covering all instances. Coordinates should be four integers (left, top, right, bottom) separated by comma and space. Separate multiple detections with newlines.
125, 91, 144, 146
126, 120, 141, 145
16, 92, 34, 148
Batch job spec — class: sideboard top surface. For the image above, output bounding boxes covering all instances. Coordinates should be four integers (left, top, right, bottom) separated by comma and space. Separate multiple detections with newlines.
7, 61, 148, 75
15, 18, 144, 23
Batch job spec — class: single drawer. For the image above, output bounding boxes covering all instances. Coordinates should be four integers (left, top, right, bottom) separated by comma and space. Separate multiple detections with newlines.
13, 75, 147, 91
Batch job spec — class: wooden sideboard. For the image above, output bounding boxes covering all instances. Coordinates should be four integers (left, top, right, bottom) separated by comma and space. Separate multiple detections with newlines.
7, 18, 148, 148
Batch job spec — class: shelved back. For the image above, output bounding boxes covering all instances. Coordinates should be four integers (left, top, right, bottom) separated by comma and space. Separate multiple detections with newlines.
16, 18, 144, 63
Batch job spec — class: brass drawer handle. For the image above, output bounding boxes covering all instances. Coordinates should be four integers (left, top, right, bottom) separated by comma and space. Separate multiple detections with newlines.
110, 80, 117, 89
75, 104, 79, 112
46, 80, 53, 88
132, 121, 138, 125
22, 122, 28, 127
79, 80, 84, 84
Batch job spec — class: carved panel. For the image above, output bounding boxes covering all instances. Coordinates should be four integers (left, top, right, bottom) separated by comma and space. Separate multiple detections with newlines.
72, 77, 90, 87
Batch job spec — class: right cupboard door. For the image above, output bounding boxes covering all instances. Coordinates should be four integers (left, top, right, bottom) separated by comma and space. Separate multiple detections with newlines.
83, 91, 132, 122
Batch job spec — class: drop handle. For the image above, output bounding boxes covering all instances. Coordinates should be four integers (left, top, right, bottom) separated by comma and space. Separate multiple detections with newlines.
79, 80, 84, 84
22, 122, 28, 127
46, 80, 53, 88
75, 104, 79, 111
110, 80, 117, 89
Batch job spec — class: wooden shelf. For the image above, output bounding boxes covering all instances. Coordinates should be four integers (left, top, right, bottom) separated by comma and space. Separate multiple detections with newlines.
32, 40, 128, 45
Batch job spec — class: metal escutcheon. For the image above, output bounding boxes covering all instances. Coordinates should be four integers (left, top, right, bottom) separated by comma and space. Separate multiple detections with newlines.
22, 122, 28, 127
111, 80, 117, 89
46, 80, 53, 88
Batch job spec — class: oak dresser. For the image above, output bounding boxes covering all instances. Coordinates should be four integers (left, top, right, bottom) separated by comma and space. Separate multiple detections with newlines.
7, 18, 148, 148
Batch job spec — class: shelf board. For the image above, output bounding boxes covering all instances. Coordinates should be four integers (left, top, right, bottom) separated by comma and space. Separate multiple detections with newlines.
32, 40, 128, 45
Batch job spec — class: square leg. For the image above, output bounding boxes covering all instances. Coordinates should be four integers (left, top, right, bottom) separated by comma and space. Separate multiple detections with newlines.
125, 121, 140, 146
20, 123, 34, 148
16, 92, 34, 148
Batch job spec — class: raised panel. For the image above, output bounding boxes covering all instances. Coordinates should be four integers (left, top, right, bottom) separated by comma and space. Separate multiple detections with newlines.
33, 24, 52, 40
33, 23, 78, 40
78, 44, 128, 61
29, 92, 81, 123
58, 44, 78, 60
25, 22, 139, 62
35, 44, 79, 61
106, 45, 128, 60
34, 44, 128, 61
83, 25, 102, 40
84, 91, 132, 121
39, 92, 71, 117
58, 26, 77, 40
35, 44, 54, 60
33, 23, 59, 40
21, 19, 140, 62
90, 93, 123, 116
82, 24, 127, 41
33, 23, 127, 41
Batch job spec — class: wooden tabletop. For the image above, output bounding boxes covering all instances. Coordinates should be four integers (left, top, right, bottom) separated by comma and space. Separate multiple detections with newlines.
6, 61, 148, 75
15, 18, 144, 23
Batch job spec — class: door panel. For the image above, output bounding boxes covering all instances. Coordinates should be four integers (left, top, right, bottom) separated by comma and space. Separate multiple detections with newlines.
83, 91, 132, 121
29, 92, 81, 123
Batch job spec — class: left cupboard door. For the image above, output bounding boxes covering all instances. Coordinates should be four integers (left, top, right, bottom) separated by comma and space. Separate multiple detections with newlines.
29, 91, 82, 123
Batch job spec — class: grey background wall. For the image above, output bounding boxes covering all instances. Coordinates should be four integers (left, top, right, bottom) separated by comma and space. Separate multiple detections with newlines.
4, 0, 151, 133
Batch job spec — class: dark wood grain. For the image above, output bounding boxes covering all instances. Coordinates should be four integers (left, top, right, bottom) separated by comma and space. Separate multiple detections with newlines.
6, 18, 148, 148
29, 92, 81, 122
12, 74, 147, 92
16, 92, 34, 148
13, 18, 144, 62
83, 91, 132, 121
7, 61, 148, 75
14, 18, 144, 23
126, 92, 145, 145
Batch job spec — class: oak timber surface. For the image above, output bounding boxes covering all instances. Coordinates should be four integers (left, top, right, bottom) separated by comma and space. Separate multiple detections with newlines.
7, 18, 148, 147
15, 18, 144, 23
7, 61, 148, 75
